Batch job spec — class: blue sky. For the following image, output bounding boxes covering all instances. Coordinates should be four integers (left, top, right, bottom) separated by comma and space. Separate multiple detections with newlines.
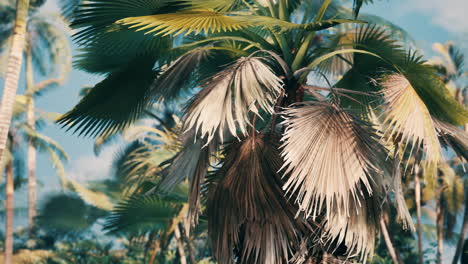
3, 0, 468, 260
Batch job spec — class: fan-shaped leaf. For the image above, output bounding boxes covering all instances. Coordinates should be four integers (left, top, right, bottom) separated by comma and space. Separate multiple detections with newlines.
104, 194, 179, 234
184, 56, 283, 143
208, 135, 307, 264
57, 58, 157, 137
380, 74, 442, 164
281, 102, 388, 220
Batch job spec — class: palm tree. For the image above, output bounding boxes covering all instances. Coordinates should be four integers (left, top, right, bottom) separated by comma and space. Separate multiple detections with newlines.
59, 0, 468, 262
0, 0, 71, 230
428, 41, 468, 264
0, 0, 29, 180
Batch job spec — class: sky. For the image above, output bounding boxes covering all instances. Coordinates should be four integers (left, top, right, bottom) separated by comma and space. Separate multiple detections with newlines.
2, 0, 468, 260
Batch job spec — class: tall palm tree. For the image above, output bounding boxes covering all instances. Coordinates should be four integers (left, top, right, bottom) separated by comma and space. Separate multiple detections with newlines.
1, 95, 67, 264
60, 0, 468, 262
428, 41, 468, 264
0, 0, 71, 229
0, 0, 29, 181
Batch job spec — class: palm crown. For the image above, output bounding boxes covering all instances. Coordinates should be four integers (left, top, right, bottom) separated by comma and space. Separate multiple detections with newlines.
59, 0, 468, 263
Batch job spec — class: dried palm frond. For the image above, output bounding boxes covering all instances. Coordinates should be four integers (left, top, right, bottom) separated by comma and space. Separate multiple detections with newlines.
208, 135, 307, 264
157, 130, 220, 226
391, 157, 415, 231
281, 102, 388, 220
321, 190, 381, 262
433, 118, 468, 162
380, 74, 442, 165
151, 48, 211, 102
184, 56, 283, 143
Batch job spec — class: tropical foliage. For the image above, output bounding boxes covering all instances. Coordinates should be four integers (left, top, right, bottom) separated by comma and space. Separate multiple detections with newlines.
55, 0, 468, 263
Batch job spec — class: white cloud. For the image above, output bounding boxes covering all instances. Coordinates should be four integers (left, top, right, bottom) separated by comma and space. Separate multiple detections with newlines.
409, 0, 468, 33
67, 145, 120, 183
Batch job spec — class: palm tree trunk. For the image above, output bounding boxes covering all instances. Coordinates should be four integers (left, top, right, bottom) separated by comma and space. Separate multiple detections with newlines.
380, 218, 400, 264
452, 192, 468, 264
436, 194, 445, 264
25, 46, 36, 231
148, 238, 161, 264
4, 161, 14, 264
173, 224, 187, 264
181, 223, 196, 264
0, 0, 30, 164
414, 164, 424, 264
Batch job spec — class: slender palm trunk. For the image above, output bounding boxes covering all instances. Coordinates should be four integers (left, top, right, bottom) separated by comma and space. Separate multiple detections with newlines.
25, 46, 36, 231
436, 194, 445, 264
0, 0, 29, 164
181, 223, 196, 264
380, 218, 400, 264
453, 185, 468, 264
148, 238, 161, 264
174, 224, 187, 264
414, 165, 424, 264
4, 161, 14, 264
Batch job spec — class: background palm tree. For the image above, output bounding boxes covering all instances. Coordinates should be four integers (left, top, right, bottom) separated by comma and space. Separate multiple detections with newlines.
0, 0, 71, 231
0, 0, 30, 173
58, 0, 468, 262
428, 41, 468, 264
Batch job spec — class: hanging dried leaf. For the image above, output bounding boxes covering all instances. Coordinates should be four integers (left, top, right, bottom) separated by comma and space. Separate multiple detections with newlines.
208, 135, 307, 264
321, 190, 381, 262
184, 56, 283, 143
433, 118, 468, 162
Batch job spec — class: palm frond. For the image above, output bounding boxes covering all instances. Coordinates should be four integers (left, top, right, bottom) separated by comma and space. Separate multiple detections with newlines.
281, 102, 389, 220
322, 191, 381, 261
151, 47, 211, 102
379, 74, 442, 164
71, 0, 185, 44
185, 0, 241, 11
104, 194, 179, 234
69, 179, 115, 211
118, 10, 363, 37
208, 135, 307, 264
57, 58, 157, 137
434, 119, 468, 162
184, 56, 283, 143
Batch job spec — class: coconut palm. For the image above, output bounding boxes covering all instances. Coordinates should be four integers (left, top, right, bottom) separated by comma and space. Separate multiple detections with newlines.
0, 0, 71, 229
59, 0, 468, 262
0, 0, 29, 193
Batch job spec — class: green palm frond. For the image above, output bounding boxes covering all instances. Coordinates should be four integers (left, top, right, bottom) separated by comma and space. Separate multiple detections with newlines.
74, 27, 172, 74
58, 0, 83, 22
69, 179, 115, 211
28, 13, 72, 79
185, 0, 241, 11
379, 74, 442, 165
71, 0, 185, 45
20, 125, 68, 161
118, 10, 363, 37
185, 56, 283, 143
104, 194, 179, 234
281, 102, 389, 220
57, 58, 157, 137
